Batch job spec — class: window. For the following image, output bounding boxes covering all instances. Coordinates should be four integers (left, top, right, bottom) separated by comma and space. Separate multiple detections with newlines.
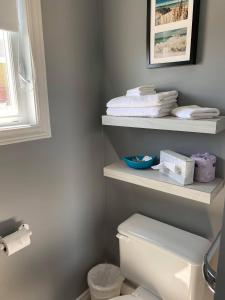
0, 30, 18, 122
0, 0, 51, 145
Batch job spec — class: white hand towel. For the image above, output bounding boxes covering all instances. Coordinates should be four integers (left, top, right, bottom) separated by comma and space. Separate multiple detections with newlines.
172, 105, 220, 119
107, 104, 177, 118
127, 85, 155, 93
107, 91, 178, 108
126, 90, 156, 96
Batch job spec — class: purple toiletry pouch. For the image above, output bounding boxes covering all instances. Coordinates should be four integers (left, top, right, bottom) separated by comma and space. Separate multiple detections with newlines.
191, 153, 216, 183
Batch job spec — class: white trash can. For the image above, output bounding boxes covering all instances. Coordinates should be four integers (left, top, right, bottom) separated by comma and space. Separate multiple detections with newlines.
87, 264, 124, 300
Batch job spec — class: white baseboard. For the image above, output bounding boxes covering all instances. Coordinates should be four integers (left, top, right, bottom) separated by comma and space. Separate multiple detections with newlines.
76, 289, 90, 300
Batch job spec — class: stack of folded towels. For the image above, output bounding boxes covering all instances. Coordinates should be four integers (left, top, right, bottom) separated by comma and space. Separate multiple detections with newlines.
171, 105, 220, 119
106, 85, 178, 118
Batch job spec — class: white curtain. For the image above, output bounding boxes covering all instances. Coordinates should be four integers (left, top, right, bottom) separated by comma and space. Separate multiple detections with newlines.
0, 0, 34, 87
17, 0, 34, 87
0, 0, 18, 32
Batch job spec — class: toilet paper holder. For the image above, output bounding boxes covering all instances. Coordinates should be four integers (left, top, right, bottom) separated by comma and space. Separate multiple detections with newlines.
0, 224, 32, 255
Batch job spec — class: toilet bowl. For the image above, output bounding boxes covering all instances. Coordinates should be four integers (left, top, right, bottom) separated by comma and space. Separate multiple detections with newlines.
111, 214, 212, 300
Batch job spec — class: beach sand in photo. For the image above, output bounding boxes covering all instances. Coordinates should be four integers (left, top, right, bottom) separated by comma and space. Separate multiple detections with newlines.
154, 28, 187, 58
155, 0, 189, 26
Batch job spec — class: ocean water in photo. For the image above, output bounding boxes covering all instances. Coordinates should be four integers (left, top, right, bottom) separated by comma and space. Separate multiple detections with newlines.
154, 27, 187, 58
155, 28, 187, 43
156, 0, 188, 8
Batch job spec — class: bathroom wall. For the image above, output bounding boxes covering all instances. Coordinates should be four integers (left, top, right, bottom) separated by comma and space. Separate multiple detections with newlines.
0, 1, 104, 300
101, 0, 225, 297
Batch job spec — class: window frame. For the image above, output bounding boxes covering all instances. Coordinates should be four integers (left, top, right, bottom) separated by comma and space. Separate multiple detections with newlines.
0, 0, 51, 145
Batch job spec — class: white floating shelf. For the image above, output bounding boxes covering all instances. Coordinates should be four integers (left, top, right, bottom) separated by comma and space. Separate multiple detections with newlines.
102, 115, 225, 134
104, 162, 224, 204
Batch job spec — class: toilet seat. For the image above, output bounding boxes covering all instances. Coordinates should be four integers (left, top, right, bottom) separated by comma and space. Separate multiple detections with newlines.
111, 287, 160, 300
110, 294, 158, 300
110, 296, 139, 300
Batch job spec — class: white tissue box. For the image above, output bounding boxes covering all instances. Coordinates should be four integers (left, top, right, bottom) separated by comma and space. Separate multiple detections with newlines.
159, 150, 195, 186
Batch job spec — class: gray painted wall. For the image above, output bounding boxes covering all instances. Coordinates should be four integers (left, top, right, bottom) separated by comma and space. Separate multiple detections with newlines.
0, 1, 105, 300
101, 0, 225, 298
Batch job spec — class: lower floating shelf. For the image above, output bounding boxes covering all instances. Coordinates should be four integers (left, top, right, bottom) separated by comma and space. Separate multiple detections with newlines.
104, 161, 224, 204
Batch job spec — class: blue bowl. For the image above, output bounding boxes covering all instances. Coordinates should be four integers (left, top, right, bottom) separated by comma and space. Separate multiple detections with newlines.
123, 155, 158, 170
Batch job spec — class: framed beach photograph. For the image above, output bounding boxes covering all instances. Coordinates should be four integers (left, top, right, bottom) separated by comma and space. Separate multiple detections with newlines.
147, 0, 200, 68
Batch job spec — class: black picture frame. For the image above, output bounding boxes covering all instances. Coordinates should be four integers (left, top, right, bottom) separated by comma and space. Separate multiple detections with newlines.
147, 0, 200, 69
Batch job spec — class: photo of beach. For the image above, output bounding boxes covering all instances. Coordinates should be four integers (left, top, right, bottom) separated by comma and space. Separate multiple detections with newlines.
155, 0, 189, 26
154, 28, 187, 58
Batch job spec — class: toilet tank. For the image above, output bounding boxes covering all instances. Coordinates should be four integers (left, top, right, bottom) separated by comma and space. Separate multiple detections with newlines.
117, 214, 212, 300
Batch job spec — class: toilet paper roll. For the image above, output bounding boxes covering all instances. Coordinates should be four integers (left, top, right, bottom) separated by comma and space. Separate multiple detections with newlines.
0, 224, 32, 256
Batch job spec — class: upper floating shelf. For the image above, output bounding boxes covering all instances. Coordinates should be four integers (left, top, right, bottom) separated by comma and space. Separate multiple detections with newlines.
102, 115, 225, 134
104, 162, 224, 205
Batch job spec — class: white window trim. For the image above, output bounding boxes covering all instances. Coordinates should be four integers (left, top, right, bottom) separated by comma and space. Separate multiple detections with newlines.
0, 0, 51, 146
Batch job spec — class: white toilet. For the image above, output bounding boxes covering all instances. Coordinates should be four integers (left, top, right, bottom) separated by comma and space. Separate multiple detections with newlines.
111, 214, 213, 300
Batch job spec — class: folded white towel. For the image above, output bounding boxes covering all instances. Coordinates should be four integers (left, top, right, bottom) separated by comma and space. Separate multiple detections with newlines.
107, 104, 177, 118
172, 105, 220, 120
126, 90, 156, 96
107, 91, 178, 108
127, 85, 155, 93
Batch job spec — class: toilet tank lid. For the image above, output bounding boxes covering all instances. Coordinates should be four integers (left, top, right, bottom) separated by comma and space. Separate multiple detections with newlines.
118, 214, 210, 265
